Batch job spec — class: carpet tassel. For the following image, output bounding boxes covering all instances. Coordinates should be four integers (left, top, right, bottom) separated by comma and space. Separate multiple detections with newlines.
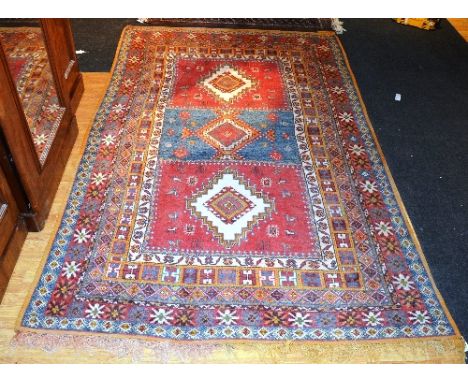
331, 18, 346, 34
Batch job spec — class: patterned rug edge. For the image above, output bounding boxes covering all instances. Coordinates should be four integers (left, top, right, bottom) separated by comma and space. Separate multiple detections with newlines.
9, 330, 466, 363
10, 25, 465, 364
136, 18, 345, 34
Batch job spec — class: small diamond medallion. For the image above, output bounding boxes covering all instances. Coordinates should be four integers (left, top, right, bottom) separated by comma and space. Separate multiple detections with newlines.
196, 114, 260, 159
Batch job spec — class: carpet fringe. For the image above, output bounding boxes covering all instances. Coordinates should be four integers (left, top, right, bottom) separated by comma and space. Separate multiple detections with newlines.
331, 18, 346, 34
9, 331, 466, 363
10, 331, 221, 363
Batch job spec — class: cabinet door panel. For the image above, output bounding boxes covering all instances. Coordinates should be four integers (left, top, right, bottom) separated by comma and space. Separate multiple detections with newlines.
41, 19, 83, 114
0, 23, 66, 167
0, 19, 80, 231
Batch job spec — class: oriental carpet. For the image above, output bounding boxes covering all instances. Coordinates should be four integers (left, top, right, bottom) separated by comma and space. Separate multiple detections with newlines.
15, 26, 464, 363
0, 27, 65, 165
140, 18, 335, 32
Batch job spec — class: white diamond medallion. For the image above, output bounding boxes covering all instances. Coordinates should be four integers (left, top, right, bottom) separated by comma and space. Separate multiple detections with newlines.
187, 169, 274, 248
202, 65, 254, 102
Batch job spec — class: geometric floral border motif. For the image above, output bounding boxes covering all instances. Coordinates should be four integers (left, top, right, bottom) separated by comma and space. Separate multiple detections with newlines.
19, 26, 460, 348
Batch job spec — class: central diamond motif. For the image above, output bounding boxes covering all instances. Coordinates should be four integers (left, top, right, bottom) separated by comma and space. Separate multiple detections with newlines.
196, 115, 260, 159
187, 169, 274, 248
210, 73, 245, 94
205, 186, 255, 224
202, 65, 254, 102
208, 122, 247, 149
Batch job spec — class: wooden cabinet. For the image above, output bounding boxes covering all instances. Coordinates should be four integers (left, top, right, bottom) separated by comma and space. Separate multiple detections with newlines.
0, 19, 83, 301
0, 135, 28, 300
0, 151, 21, 260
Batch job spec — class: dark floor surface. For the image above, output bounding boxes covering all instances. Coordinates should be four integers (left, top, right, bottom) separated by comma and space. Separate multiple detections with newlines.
339, 19, 468, 343
69, 19, 468, 342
